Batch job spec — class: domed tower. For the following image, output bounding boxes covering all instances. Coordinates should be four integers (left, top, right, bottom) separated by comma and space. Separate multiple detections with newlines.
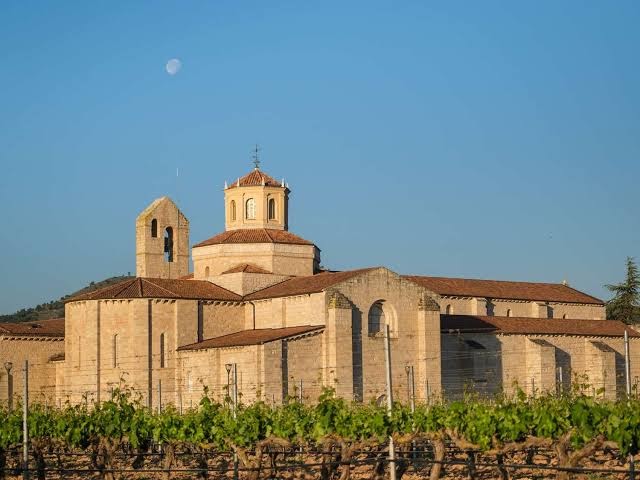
192, 159, 320, 283
224, 164, 289, 231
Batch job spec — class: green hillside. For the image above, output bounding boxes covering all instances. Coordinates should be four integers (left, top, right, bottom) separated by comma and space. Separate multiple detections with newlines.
0, 275, 134, 323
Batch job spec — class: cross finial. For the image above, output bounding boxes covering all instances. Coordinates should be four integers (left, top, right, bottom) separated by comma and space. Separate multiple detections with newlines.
252, 144, 261, 169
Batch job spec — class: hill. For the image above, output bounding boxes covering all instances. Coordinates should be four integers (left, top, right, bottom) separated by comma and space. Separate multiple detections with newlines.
0, 275, 134, 323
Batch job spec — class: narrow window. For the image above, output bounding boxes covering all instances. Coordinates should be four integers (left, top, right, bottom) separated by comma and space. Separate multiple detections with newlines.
205, 266, 210, 277
160, 333, 166, 368
230, 200, 236, 221
445, 304, 452, 315
368, 301, 386, 335
245, 198, 256, 219
151, 219, 158, 237
77, 336, 81, 368
268, 198, 276, 220
562, 313, 567, 319
112, 334, 118, 368
164, 227, 174, 262
506, 309, 512, 318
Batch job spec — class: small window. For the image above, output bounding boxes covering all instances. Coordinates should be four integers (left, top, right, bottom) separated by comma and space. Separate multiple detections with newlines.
562, 313, 567, 319
506, 309, 512, 318
160, 333, 166, 368
230, 201, 236, 221
445, 304, 452, 315
112, 334, 118, 368
205, 266, 210, 277
164, 227, 174, 262
245, 198, 256, 219
268, 198, 276, 220
368, 301, 386, 335
151, 219, 158, 237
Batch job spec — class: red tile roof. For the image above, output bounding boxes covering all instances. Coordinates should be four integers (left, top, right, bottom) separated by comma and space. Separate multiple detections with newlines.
226, 169, 283, 189
405, 276, 603, 305
194, 228, 314, 248
178, 325, 324, 351
441, 315, 639, 337
245, 268, 377, 300
0, 318, 65, 337
68, 277, 242, 302
222, 264, 272, 274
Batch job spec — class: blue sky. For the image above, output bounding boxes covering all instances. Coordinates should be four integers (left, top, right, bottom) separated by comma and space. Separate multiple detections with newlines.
0, 1, 638, 313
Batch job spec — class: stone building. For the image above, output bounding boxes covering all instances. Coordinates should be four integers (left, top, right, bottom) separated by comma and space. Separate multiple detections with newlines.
1, 163, 638, 407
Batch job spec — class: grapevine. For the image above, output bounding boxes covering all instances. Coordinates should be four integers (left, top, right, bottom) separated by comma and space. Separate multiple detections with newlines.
0, 387, 639, 479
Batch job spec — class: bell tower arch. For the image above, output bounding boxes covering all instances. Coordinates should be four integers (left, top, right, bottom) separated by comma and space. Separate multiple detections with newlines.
136, 196, 189, 278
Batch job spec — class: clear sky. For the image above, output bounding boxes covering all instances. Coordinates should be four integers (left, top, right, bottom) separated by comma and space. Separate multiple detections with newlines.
1, 1, 638, 314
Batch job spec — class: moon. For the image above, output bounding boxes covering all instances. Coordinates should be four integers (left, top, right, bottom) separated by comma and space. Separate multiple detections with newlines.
166, 58, 182, 75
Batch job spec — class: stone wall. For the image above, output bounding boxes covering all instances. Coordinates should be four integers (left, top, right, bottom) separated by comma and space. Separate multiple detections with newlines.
209, 272, 290, 296
442, 332, 640, 399
440, 296, 605, 320
0, 337, 62, 405
322, 268, 441, 403
192, 243, 319, 278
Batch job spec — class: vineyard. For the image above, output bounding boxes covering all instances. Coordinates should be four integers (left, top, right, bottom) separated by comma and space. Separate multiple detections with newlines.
1, 388, 640, 480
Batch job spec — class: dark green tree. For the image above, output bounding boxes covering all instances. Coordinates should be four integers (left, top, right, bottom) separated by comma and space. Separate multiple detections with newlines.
605, 257, 640, 324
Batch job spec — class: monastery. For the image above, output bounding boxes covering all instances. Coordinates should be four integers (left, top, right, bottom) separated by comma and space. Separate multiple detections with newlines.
1, 162, 638, 407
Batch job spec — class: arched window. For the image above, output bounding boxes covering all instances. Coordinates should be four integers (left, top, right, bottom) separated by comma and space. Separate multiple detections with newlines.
562, 313, 567, 319
151, 219, 158, 238
160, 333, 166, 368
506, 309, 512, 318
230, 201, 236, 221
445, 304, 452, 315
112, 334, 118, 368
164, 227, 173, 262
268, 198, 276, 220
205, 266, 210, 277
368, 301, 386, 335
245, 198, 256, 219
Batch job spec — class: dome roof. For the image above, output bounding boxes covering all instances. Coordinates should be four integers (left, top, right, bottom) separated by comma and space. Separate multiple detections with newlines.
226, 168, 284, 189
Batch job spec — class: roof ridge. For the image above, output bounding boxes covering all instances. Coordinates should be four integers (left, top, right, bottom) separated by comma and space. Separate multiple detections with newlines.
405, 274, 569, 286
141, 278, 179, 297
84, 277, 138, 301
263, 228, 275, 242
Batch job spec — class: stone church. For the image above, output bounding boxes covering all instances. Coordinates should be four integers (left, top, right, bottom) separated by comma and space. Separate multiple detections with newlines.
1, 164, 638, 408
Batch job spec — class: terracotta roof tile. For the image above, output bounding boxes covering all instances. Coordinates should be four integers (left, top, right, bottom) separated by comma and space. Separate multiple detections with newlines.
245, 268, 377, 300
405, 276, 603, 305
222, 264, 272, 274
226, 169, 283, 189
68, 278, 242, 302
441, 315, 639, 337
0, 318, 65, 337
194, 228, 314, 248
178, 325, 324, 351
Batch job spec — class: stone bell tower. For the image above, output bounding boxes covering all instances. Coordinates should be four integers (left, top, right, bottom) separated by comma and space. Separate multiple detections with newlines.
136, 196, 189, 279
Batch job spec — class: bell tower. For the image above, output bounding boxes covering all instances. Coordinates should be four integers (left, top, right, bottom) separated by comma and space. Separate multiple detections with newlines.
223, 158, 289, 231
136, 196, 189, 278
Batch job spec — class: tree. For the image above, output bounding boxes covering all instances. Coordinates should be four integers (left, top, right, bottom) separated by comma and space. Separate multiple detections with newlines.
605, 257, 640, 324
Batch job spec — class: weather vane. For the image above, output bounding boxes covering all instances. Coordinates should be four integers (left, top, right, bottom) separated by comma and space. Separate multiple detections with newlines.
252, 144, 261, 169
